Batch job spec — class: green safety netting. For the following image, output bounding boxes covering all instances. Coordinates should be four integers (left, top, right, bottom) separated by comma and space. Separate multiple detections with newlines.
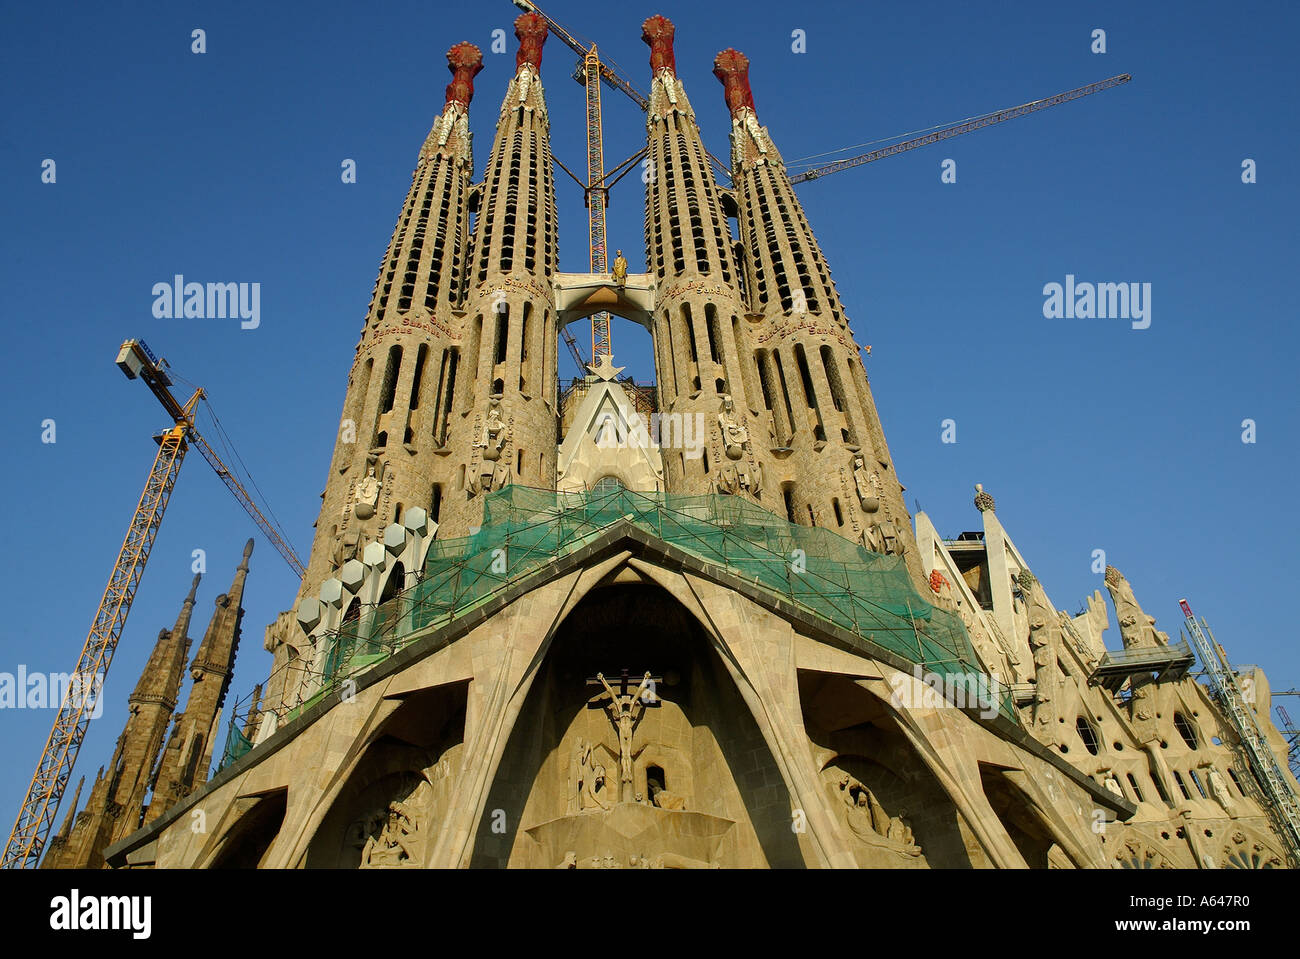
220, 486, 1015, 769
220, 725, 254, 769
330, 486, 1011, 717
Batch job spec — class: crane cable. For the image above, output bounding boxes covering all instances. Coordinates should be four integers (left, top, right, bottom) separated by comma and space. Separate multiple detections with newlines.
785, 92, 1072, 171
169, 370, 301, 560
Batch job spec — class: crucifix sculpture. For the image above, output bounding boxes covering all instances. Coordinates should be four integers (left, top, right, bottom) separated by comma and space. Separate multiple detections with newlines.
586, 668, 662, 803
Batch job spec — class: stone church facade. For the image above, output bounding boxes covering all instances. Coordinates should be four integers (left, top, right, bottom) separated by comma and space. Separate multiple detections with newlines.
52, 14, 1294, 869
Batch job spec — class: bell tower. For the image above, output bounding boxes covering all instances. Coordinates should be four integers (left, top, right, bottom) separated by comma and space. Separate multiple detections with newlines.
714, 48, 924, 582
641, 16, 767, 501
300, 42, 485, 593
437, 11, 560, 537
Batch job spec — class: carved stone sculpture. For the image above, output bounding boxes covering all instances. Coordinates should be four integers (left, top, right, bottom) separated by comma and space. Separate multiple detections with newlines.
718, 394, 750, 461
574, 739, 612, 812
837, 774, 920, 856
1023, 571, 1060, 736
360, 800, 422, 867
477, 402, 507, 463
596, 671, 655, 803
648, 778, 686, 811
1104, 565, 1170, 650
711, 464, 740, 495
871, 520, 902, 556
352, 466, 381, 520
853, 455, 880, 513
1206, 767, 1236, 814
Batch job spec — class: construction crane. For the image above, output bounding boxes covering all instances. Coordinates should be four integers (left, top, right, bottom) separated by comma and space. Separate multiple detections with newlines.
1277, 705, 1300, 779
2, 339, 304, 869
516, 0, 1128, 369
1178, 599, 1300, 864
514, 0, 636, 368
789, 74, 1131, 183
1274, 691, 1300, 778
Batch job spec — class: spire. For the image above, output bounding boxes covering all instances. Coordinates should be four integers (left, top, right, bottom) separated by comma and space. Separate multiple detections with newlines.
191, 540, 252, 708
712, 48, 756, 116
129, 572, 198, 710
1104, 566, 1171, 650
146, 545, 252, 823
641, 18, 760, 502
296, 36, 485, 650
444, 41, 484, 108
714, 45, 926, 586
54, 776, 83, 841
642, 15, 676, 77
40, 565, 211, 867
514, 12, 547, 73
242, 683, 265, 744
435, 13, 561, 538
1020, 570, 1063, 740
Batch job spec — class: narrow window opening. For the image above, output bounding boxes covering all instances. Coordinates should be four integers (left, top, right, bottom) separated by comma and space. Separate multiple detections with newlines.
1076, 716, 1100, 755
704, 303, 721, 364
782, 484, 796, 524
379, 346, 402, 414
1173, 712, 1199, 749
1126, 773, 1144, 802
408, 344, 428, 410
1226, 767, 1244, 795
495, 306, 509, 365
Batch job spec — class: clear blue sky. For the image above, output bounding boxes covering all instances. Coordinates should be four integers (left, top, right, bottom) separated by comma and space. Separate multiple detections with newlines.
1, 1, 1296, 832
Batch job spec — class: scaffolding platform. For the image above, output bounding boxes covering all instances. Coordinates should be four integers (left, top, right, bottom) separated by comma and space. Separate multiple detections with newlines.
1088, 640, 1195, 693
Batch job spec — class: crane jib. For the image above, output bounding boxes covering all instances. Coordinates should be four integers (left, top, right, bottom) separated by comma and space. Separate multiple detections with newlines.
790, 74, 1131, 185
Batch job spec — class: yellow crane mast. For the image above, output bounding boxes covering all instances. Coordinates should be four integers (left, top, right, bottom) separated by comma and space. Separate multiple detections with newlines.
514, 0, 658, 368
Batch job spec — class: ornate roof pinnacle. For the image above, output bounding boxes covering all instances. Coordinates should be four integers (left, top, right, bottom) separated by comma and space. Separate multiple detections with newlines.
713, 48, 756, 116
444, 42, 485, 108
515, 12, 548, 73
973, 483, 995, 513
642, 15, 677, 77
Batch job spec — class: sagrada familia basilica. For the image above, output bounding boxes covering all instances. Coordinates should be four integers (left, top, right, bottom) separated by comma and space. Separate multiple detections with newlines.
44, 14, 1296, 869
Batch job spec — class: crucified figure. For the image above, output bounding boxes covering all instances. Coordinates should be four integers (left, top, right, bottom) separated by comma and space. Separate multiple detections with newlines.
596, 670, 655, 803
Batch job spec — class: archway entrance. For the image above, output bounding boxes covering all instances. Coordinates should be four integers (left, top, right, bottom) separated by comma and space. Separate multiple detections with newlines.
472, 581, 805, 867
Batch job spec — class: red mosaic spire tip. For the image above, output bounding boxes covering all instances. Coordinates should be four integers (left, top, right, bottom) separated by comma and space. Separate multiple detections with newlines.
444, 42, 484, 108
641, 15, 677, 77
713, 48, 755, 116
515, 12, 548, 73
